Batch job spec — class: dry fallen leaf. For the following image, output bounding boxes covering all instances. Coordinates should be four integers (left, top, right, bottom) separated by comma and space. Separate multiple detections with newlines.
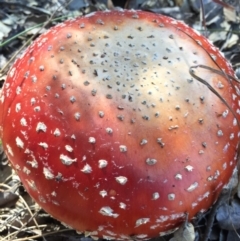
216, 198, 240, 231
0, 191, 19, 208
170, 221, 195, 241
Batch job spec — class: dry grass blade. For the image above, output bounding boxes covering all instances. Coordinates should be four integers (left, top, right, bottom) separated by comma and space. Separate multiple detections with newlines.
0, 16, 64, 49
0, 1, 52, 15
180, 23, 240, 129
4, 227, 72, 241
189, 64, 240, 130
0, 180, 41, 240
0, 0, 74, 77
190, 64, 240, 241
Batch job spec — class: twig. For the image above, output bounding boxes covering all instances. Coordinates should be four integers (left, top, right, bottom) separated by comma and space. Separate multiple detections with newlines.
189, 65, 240, 130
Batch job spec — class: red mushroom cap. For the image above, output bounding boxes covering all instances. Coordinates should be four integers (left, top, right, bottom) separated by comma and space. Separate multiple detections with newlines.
0, 10, 239, 240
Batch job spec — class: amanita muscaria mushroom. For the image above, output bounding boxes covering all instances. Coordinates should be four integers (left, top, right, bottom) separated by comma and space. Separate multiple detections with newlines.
0, 9, 239, 240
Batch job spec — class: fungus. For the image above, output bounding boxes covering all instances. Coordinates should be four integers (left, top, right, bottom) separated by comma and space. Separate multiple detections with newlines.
0, 10, 239, 240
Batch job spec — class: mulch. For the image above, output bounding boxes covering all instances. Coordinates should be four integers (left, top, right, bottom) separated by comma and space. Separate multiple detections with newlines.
0, 0, 240, 241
